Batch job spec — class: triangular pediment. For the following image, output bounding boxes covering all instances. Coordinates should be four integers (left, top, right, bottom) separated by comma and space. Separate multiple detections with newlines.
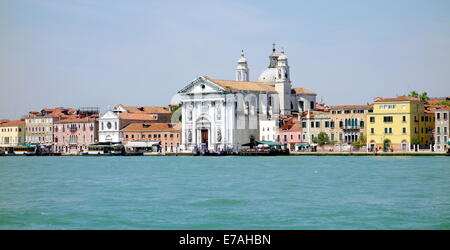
100, 110, 119, 119
178, 76, 227, 94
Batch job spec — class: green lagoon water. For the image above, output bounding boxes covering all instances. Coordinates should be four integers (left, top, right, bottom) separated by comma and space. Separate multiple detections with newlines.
0, 156, 449, 229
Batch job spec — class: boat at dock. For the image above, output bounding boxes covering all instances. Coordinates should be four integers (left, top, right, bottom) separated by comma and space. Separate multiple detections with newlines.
87, 143, 124, 155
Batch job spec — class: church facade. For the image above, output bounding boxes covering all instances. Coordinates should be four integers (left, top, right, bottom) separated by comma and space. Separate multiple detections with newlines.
177, 46, 317, 152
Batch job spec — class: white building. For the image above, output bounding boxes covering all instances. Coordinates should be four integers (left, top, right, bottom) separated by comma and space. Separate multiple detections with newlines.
98, 104, 170, 143
434, 106, 450, 152
259, 119, 279, 142
177, 46, 317, 152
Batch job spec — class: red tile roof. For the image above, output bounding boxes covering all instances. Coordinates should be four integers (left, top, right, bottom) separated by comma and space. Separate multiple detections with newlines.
119, 113, 158, 121
56, 117, 98, 124
287, 122, 302, 132
116, 104, 171, 114
427, 98, 447, 105
0, 120, 24, 127
331, 105, 373, 110
122, 123, 181, 132
204, 76, 276, 92
374, 96, 420, 102
292, 88, 316, 95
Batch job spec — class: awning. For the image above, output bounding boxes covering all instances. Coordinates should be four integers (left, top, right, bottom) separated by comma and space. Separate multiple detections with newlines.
257, 141, 285, 147
295, 143, 310, 147
125, 141, 160, 147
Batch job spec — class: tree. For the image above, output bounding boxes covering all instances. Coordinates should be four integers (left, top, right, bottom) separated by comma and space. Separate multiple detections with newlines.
434, 100, 450, 107
314, 132, 330, 146
412, 138, 420, 145
406, 91, 419, 98
351, 135, 366, 147
419, 92, 430, 101
404, 91, 429, 101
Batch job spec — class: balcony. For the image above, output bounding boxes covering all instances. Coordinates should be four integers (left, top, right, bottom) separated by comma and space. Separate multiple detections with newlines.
342, 125, 359, 130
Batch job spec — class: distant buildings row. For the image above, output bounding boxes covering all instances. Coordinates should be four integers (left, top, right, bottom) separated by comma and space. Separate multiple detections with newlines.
0, 105, 181, 154
1, 98, 449, 154
1, 45, 449, 154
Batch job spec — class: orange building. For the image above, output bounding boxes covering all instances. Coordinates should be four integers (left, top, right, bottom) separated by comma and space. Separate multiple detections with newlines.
121, 123, 181, 152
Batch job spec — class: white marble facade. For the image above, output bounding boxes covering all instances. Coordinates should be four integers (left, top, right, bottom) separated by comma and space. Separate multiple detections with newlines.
98, 111, 120, 143
178, 46, 317, 152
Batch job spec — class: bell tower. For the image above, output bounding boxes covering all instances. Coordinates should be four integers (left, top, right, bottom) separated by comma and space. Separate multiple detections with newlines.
236, 50, 249, 81
275, 48, 292, 115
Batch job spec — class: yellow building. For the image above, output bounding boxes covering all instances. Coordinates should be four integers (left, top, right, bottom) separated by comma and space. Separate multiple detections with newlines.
0, 120, 25, 147
366, 97, 435, 152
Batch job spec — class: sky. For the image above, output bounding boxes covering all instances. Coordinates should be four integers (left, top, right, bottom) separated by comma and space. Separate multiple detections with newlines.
1, 0, 450, 119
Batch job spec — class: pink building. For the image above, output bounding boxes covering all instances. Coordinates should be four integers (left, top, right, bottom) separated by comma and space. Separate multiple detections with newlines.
278, 121, 304, 151
53, 116, 99, 154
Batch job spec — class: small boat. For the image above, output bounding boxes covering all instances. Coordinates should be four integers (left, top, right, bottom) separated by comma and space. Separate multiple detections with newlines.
13, 145, 37, 155
87, 143, 124, 155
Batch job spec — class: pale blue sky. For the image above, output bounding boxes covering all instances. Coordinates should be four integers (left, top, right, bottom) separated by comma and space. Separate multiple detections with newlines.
1, 0, 450, 119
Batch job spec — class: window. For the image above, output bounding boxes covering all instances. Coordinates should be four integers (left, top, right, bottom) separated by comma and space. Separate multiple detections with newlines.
302, 122, 306, 128
360, 121, 364, 128
437, 127, 441, 134
325, 121, 330, 128
310, 101, 314, 110
445, 127, 448, 134
311, 122, 314, 128
383, 116, 393, 123
402, 116, 406, 122
290, 135, 293, 140
437, 113, 441, 120
370, 117, 375, 123
107, 122, 112, 129
402, 128, 406, 134
371, 128, 374, 134
437, 136, 440, 143
316, 122, 320, 128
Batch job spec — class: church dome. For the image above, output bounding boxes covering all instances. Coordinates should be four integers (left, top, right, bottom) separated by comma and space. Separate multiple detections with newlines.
257, 67, 278, 83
